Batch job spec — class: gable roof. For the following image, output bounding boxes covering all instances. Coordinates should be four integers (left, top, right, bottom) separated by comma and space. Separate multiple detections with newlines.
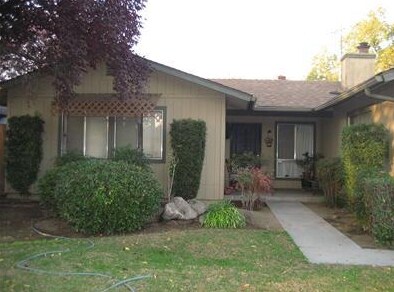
212, 79, 342, 110
0, 59, 254, 108
149, 60, 253, 103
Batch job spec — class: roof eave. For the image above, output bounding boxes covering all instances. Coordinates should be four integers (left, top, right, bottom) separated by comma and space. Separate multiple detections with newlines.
314, 68, 394, 111
254, 106, 314, 112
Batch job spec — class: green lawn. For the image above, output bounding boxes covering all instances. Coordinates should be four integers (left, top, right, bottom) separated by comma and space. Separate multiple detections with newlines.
1, 229, 393, 291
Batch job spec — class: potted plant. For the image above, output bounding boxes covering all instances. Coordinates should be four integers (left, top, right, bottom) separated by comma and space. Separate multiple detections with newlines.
225, 152, 265, 191
296, 152, 323, 190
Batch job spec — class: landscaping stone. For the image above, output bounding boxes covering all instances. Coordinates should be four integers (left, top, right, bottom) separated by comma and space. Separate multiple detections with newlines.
172, 197, 198, 220
188, 199, 207, 215
162, 197, 199, 220
162, 202, 184, 220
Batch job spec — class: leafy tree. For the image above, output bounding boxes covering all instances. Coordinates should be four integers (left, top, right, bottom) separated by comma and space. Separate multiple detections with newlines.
307, 8, 394, 80
307, 50, 339, 81
344, 7, 394, 72
0, 0, 149, 108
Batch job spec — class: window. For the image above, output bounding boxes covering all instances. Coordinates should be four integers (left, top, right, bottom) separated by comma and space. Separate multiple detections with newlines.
228, 123, 261, 155
143, 112, 164, 159
61, 109, 165, 161
276, 123, 314, 178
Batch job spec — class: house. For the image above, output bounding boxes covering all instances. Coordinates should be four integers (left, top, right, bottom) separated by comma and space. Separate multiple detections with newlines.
1, 43, 394, 200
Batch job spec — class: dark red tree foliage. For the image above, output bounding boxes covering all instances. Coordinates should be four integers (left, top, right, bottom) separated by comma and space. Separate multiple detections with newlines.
0, 0, 149, 108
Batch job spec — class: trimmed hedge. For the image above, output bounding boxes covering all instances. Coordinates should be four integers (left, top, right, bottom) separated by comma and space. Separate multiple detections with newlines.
203, 200, 246, 229
341, 124, 389, 205
6, 115, 44, 195
359, 171, 394, 246
316, 158, 344, 207
353, 168, 385, 229
170, 119, 206, 200
39, 160, 163, 234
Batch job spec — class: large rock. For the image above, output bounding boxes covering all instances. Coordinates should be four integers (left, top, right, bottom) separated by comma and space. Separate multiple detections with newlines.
162, 202, 184, 220
172, 197, 198, 220
162, 197, 199, 220
188, 199, 207, 216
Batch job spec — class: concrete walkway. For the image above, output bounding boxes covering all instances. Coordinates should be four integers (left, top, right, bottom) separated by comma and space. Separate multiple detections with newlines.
266, 200, 394, 266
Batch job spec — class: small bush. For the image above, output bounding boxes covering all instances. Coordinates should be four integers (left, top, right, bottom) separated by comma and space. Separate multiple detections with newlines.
56, 151, 87, 167
37, 167, 61, 212
6, 115, 44, 195
341, 124, 389, 205
353, 168, 384, 229
53, 160, 163, 234
316, 158, 344, 207
235, 167, 273, 210
170, 119, 206, 200
113, 147, 149, 169
230, 152, 264, 171
203, 201, 246, 229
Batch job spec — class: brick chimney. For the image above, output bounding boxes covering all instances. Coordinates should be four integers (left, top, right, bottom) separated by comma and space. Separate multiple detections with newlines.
341, 42, 376, 89
278, 75, 286, 80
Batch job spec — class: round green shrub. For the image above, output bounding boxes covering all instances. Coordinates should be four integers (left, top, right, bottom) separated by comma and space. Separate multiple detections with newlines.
56, 151, 87, 167
113, 147, 149, 169
203, 201, 246, 229
54, 160, 163, 234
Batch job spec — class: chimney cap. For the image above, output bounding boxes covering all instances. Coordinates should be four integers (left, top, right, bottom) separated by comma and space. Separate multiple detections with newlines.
357, 42, 370, 53
278, 75, 286, 80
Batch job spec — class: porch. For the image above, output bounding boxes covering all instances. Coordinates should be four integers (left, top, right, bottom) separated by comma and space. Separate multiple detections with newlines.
225, 189, 324, 203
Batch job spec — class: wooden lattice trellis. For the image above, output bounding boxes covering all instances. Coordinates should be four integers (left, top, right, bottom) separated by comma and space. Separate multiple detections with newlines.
52, 94, 161, 117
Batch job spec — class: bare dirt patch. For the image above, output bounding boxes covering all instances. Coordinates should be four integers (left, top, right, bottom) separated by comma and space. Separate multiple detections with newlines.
0, 198, 280, 243
304, 202, 391, 250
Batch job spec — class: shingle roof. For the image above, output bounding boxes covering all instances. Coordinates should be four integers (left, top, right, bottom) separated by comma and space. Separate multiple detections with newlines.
211, 79, 343, 109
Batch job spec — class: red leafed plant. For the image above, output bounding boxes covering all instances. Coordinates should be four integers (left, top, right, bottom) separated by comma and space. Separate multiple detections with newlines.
236, 167, 273, 210
0, 0, 149, 109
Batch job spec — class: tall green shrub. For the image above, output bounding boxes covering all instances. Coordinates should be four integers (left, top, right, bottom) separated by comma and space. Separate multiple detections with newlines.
341, 124, 389, 205
6, 115, 44, 195
170, 119, 206, 200
362, 173, 394, 246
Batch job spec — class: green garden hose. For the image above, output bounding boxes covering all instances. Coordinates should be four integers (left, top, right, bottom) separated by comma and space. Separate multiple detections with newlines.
15, 223, 151, 291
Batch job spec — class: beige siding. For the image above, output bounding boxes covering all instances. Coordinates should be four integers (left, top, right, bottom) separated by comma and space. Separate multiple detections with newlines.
147, 71, 226, 200
371, 102, 394, 176
6, 82, 59, 192
321, 112, 347, 159
321, 101, 394, 177
226, 115, 324, 189
6, 68, 226, 200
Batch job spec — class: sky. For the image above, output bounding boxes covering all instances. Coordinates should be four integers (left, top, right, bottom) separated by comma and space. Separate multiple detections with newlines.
136, 0, 394, 80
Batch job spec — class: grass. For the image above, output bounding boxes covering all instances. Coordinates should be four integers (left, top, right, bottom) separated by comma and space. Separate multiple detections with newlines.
1, 229, 393, 291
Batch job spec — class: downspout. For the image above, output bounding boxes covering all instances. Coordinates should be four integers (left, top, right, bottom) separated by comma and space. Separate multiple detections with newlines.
364, 88, 394, 102
248, 96, 257, 110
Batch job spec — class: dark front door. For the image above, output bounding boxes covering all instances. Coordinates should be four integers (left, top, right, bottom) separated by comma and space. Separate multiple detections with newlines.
228, 123, 261, 155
